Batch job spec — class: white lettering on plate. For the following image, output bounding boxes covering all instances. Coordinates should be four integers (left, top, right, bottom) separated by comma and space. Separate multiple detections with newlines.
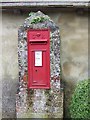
35, 51, 42, 66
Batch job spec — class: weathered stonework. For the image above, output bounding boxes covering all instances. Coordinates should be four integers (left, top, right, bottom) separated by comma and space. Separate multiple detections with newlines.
16, 11, 63, 118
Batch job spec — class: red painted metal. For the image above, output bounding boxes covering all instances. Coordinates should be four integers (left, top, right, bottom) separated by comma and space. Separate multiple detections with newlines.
27, 29, 50, 89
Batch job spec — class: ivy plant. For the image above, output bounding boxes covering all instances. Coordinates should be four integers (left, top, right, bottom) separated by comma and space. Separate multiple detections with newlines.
28, 12, 49, 24
31, 16, 48, 24
69, 79, 90, 119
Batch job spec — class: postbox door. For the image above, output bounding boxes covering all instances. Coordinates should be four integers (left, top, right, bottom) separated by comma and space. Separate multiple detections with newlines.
32, 50, 47, 85
27, 29, 50, 89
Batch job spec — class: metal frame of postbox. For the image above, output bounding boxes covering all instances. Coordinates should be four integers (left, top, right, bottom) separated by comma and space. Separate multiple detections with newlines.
27, 29, 50, 89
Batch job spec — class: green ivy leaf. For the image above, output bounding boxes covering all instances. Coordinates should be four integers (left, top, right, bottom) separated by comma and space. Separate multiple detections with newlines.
69, 80, 89, 119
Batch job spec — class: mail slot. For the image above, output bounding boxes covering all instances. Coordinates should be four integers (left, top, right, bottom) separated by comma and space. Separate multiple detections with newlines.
27, 29, 50, 89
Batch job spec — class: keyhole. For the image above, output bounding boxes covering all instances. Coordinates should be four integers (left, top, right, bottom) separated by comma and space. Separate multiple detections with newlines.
35, 70, 38, 72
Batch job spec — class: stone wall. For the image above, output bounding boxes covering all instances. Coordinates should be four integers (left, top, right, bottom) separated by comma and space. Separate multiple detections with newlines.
58, 11, 88, 117
1, 9, 88, 118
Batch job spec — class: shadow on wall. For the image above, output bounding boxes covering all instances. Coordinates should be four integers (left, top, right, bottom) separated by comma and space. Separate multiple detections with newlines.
63, 80, 76, 118
2, 75, 18, 118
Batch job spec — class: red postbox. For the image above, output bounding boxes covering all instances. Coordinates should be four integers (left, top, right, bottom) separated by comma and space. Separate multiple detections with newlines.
27, 29, 50, 89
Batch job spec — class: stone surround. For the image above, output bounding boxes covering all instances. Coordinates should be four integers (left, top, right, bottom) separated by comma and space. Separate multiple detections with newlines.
16, 11, 63, 118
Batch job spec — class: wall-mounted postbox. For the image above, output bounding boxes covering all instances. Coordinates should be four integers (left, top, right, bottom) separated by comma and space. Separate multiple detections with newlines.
27, 29, 50, 89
